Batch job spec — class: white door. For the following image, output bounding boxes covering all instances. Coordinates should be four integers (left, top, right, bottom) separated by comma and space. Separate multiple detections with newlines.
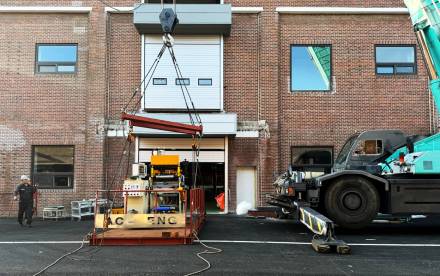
144, 35, 222, 111
236, 167, 256, 209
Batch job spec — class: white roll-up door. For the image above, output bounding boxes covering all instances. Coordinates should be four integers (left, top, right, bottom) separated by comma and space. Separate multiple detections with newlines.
138, 138, 225, 163
144, 35, 222, 111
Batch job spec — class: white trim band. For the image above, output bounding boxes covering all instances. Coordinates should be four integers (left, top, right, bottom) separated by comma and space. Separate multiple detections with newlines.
276, 7, 409, 15
231, 7, 264, 14
104, 7, 134, 13
105, 6, 263, 14
0, 6, 92, 13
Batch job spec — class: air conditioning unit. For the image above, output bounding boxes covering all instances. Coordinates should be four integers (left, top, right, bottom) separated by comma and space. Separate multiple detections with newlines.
132, 163, 147, 178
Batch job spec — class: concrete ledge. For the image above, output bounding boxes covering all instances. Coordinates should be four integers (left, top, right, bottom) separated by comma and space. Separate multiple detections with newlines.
0, 6, 92, 13
106, 6, 263, 14
276, 7, 409, 14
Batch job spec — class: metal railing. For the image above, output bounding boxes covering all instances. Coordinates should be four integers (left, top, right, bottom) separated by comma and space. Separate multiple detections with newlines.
189, 188, 205, 234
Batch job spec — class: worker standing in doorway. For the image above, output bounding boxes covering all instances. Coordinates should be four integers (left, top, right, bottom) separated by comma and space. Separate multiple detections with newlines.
14, 175, 36, 227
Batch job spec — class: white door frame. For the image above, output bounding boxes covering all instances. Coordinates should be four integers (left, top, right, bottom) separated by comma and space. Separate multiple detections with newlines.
223, 136, 229, 214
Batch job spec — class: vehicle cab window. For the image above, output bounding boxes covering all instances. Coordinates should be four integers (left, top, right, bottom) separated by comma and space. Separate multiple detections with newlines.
353, 140, 383, 156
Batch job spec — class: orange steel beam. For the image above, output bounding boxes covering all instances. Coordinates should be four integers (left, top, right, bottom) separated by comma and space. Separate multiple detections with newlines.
121, 112, 202, 136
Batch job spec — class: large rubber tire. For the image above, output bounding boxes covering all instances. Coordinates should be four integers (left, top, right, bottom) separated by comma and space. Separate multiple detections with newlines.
324, 176, 379, 230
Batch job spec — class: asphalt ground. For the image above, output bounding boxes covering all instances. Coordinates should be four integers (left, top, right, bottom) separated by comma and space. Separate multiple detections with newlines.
1, 215, 440, 275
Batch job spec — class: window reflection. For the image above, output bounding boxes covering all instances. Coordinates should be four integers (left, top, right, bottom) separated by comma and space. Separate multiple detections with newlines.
291, 45, 331, 91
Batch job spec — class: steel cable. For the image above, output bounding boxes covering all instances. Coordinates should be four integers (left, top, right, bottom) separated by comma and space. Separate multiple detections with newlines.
123, 44, 167, 113
167, 47, 196, 126
166, 45, 203, 187
168, 47, 202, 125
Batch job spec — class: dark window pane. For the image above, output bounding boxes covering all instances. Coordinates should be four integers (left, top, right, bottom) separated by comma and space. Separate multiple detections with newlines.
376, 46, 414, 63
292, 148, 333, 165
376, 66, 394, 74
36, 164, 73, 173
335, 135, 358, 164
33, 174, 52, 187
176, 78, 190, 85
291, 46, 331, 91
198, 78, 212, 86
395, 66, 414, 73
33, 146, 74, 189
54, 176, 70, 187
153, 78, 167, 85
38, 45, 77, 62
291, 147, 333, 179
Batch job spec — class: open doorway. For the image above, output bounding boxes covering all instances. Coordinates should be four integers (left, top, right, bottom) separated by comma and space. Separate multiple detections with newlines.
137, 137, 228, 213
182, 162, 225, 213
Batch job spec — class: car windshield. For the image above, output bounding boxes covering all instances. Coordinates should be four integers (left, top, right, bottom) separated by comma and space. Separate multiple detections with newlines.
335, 135, 358, 164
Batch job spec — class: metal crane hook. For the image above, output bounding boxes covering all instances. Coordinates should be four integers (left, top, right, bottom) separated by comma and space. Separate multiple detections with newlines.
159, 0, 179, 35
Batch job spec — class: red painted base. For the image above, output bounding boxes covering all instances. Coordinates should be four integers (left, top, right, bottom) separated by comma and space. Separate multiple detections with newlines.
89, 225, 199, 246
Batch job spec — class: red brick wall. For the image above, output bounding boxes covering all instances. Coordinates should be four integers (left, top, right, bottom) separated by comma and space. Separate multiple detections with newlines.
0, 12, 91, 216
278, 14, 431, 170
108, 13, 141, 120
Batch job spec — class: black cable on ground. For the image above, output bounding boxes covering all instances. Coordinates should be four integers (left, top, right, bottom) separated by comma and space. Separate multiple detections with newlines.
184, 231, 222, 276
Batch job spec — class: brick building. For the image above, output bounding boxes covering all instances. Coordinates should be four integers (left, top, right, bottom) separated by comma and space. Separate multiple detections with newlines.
0, 0, 436, 216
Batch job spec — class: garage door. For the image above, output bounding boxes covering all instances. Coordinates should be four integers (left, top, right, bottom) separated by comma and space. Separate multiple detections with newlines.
138, 138, 225, 163
143, 35, 222, 111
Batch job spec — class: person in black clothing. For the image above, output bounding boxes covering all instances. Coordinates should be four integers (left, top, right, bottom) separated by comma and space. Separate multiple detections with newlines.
14, 175, 37, 227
